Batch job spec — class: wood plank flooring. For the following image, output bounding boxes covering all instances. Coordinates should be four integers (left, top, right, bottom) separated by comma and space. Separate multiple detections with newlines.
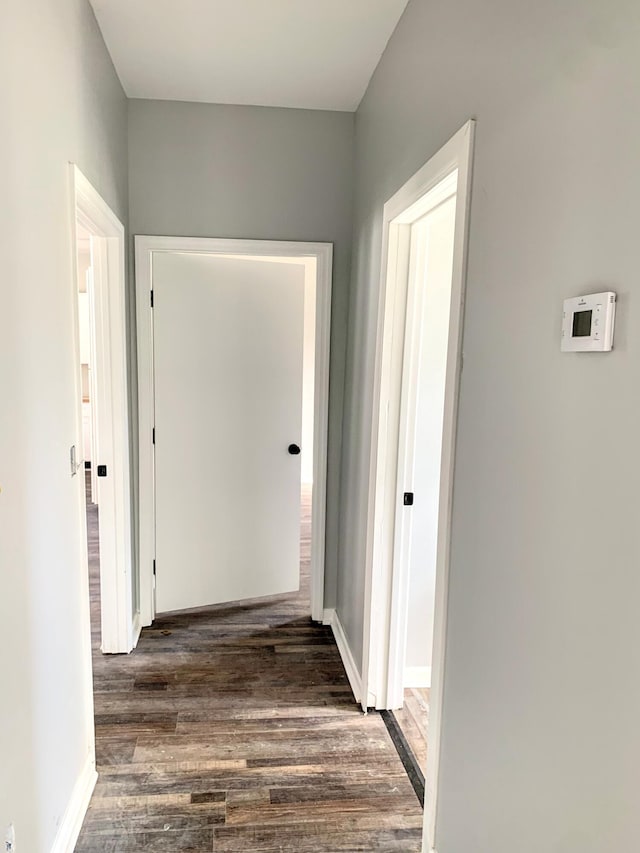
76, 477, 423, 851
392, 689, 430, 775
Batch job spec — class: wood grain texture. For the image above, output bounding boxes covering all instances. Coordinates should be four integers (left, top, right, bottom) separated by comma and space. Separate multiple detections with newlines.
392, 688, 430, 775
76, 479, 423, 851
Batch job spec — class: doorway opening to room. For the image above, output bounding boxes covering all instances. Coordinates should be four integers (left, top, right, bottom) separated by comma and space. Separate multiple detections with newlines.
380, 181, 457, 803
75, 220, 101, 653
361, 123, 475, 850
71, 166, 135, 662
135, 237, 332, 629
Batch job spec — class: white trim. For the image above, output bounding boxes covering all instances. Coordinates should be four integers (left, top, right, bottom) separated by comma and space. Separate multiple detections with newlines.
357, 122, 475, 853
322, 609, 362, 703
71, 165, 136, 655
322, 608, 334, 625
135, 236, 332, 627
49, 755, 97, 853
132, 611, 143, 647
404, 666, 432, 689
424, 806, 439, 853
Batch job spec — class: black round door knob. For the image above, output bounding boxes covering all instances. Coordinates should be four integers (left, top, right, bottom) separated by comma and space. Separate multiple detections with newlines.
288, 444, 301, 455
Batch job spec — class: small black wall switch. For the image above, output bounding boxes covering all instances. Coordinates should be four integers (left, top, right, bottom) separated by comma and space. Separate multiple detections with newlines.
97, 464, 108, 477
403, 492, 414, 506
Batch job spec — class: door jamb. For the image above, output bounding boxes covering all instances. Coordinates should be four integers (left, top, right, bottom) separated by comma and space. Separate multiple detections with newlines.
135, 236, 333, 627
359, 121, 475, 852
70, 165, 136, 653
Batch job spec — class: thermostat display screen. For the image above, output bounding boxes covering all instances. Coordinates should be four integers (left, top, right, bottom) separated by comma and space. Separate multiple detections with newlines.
561, 291, 616, 352
572, 310, 592, 337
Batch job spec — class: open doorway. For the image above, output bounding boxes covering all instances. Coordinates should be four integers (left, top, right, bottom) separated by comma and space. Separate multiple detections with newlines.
381, 184, 457, 806
135, 237, 332, 629
75, 222, 100, 649
71, 166, 135, 656
361, 123, 475, 851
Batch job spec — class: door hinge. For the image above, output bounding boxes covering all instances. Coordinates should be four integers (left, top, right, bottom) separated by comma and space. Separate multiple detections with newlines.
150, 290, 154, 307
153, 559, 156, 576
152, 427, 155, 445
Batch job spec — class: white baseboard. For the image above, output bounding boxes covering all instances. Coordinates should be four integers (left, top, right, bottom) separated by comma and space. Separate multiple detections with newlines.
404, 665, 432, 689
423, 793, 437, 853
323, 608, 362, 703
50, 754, 97, 853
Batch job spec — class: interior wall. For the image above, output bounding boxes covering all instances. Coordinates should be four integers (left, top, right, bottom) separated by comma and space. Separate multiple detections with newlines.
404, 196, 456, 681
0, 1, 128, 850
339, 0, 640, 850
128, 99, 355, 607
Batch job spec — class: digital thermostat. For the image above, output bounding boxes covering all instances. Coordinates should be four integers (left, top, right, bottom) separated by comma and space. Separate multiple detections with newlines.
561, 291, 616, 352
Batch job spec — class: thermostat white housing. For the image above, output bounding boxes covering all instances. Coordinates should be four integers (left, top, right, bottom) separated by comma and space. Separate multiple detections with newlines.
561, 291, 616, 352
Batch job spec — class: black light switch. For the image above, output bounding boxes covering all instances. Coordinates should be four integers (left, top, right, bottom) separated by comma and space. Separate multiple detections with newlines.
403, 492, 414, 506
97, 465, 108, 477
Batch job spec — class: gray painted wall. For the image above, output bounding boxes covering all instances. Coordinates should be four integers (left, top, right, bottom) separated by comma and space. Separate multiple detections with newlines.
128, 100, 355, 607
0, 1, 127, 850
339, 0, 640, 850
6, 2, 640, 848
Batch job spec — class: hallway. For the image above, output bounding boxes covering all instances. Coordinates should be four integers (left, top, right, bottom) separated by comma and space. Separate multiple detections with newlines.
75, 483, 423, 851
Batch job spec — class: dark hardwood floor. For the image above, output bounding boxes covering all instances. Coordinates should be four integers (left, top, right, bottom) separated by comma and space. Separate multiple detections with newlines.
76, 477, 423, 851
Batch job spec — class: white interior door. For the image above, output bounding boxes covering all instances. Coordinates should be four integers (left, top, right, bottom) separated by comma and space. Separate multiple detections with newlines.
394, 194, 457, 701
153, 252, 305, 613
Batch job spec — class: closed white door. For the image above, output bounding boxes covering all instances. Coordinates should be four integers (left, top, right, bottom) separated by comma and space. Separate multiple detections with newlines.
153, 252, 305, 613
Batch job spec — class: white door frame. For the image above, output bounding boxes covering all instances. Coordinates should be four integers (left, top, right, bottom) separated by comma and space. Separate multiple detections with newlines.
359, 121, 475, 852
135, 235, 333, 627
70, 165, 136, 654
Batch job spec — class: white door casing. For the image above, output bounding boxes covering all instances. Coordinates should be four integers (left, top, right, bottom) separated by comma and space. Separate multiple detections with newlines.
153, 252, 305, 613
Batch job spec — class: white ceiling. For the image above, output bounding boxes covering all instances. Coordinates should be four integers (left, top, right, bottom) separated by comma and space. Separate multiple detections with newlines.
89, 0, 409, 112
